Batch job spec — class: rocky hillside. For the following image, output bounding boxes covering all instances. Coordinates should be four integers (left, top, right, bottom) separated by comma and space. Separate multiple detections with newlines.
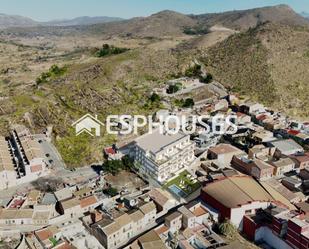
203, 22, 309, 118
194, 5, 309, 31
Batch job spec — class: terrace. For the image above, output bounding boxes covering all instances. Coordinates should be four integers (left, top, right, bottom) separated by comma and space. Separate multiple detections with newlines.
164, 170, 201, 198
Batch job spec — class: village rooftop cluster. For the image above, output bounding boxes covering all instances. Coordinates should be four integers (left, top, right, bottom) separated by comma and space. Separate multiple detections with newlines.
1, 76, 309, 249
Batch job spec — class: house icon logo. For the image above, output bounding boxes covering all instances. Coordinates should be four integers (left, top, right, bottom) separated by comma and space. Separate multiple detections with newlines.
72, 114, 104, 137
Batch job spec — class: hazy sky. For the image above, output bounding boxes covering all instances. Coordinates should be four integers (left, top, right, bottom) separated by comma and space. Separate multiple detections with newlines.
1, 0, 308, 21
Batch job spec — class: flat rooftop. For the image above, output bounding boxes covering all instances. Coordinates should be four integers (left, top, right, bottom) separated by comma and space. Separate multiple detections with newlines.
135, 129, 188, 154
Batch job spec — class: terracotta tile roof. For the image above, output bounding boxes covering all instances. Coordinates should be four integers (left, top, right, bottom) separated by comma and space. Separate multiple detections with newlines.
193, 206, 208, 217
155, 225, 169, 235
80, 195, 97, 208
35, 226, 59, 241
208, 144, 243, 155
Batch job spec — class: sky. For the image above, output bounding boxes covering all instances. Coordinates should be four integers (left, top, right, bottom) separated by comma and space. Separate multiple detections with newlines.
1, 0, 309, 21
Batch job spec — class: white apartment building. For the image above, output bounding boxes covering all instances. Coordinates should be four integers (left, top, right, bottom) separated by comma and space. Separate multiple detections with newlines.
134, 129, 195, 182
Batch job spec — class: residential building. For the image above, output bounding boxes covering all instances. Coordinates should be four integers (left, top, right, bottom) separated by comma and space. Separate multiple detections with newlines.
286, 218, 309, 249
134, 129, 195, 182
290, 154, 309, 170
207, 143, 245, 167
271, 158, 295, 177
0, 136, 16, 190
164, 211, 182, 234
252, 130, 275, 143
269, 139, 304, 156
231, 156, 274, 180
10, 125, 48, 184
92, 201, 157, 249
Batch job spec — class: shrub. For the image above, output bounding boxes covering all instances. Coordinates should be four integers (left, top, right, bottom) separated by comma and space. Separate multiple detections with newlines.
184, 26, 210, 35
96, 44, 129, 57
36, 64, 67, 85
200, 73, 213, 84
185, 64, 202, 78
104, 186, 118, 197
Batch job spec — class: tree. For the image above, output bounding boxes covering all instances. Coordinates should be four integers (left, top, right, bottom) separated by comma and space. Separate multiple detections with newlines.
150, 93, 160, 103
218, 219, 237, 239
104, 186, 118, 197
183, 98, 194, 108
200, 73, 213, 84
167, 84, 181, 94
122, 155, 135, 171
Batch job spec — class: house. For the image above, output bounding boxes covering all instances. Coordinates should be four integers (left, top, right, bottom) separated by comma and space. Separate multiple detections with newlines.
290, 154, 309, 170
231, 156, 273, 180
129, 210, 144, 234
34, 225, 61, 249
26, 190, 42, 206
201, 176, 274, 228
0, 209, 34, 225
165, 211, 182, 234
270, 158, 295, 177
57, 197, 80, 218
104, 146, 123, 160
139, 201, 156, 224
178, 206, 196, 229
92, 202, 157, 249
207, 143, 245, 167
137, 230, 167, 249
235, 112, 251, 125
54, 188, 73, 202
147, 188, 176, 214
93, 213, 134, 249
134, 129, 195, 182
73, 187, 93, 198
239, 102, 264, 115
0, 136, 17, 190
269, 139, 304, 156
252, 130, 275, 143
10, 126, 48, 184
250, 159, 274, 180
248, 144, 275, 161
185, 201, 212, 225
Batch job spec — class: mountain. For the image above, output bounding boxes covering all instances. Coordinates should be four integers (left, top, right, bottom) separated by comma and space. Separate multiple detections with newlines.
0, 14, 123, 29
42, 16, 123, 26
193, 4, 309, 31
300, 12, 309, 19
85, 10, 197, 37
3, 5, 307, 38
0, 13, 38, 29
203, 21, 309, 117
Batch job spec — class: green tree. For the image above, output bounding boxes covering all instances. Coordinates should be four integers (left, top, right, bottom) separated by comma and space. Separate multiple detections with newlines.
218, 219, 237, 239
104, 186, 118, 197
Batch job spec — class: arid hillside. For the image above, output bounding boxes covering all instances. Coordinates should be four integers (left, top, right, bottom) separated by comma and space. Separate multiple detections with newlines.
203, 22, 309, 118
1, 5, 309, 166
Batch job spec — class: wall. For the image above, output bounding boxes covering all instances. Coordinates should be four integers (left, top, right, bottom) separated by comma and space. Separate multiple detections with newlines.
255, 227, 292, 249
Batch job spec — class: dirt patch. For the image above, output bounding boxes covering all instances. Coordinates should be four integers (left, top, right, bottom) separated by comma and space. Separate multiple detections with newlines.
105, 170, 147, 192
